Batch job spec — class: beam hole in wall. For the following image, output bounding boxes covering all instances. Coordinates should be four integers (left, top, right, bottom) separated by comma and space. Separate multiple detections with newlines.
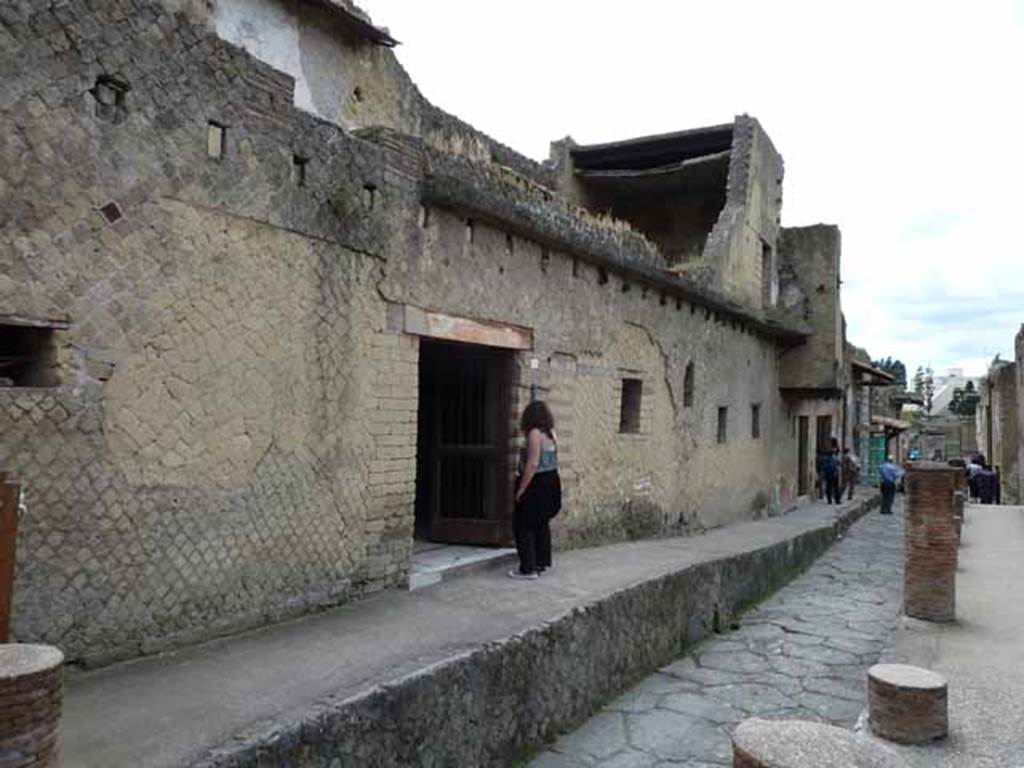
619, 378, 642, 434
540, 249, 549, 274
207, 121, 226, 160
572, 258, 579, 277
505, 234, 514, 256
717, 406, 728, 444
293, 155, 309, 187
621, 281, 631, 294
362, 183, 377, 210
751, 403, 761, 439
0, 324, 61, 387
675, 297, 682, 311
659, 291, 667, 307
352, 86, 364, 103
598, 268, 609, 286
90, 75, 129, 124
683, 362, 695, 407
98, 201, 123, 225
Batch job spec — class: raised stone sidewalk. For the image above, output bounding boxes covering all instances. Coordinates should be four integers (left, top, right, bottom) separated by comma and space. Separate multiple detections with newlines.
61, 492, 878, 767
531, 498, 904, 766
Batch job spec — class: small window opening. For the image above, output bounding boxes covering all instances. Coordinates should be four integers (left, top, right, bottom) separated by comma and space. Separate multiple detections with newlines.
419, 205, 431, 228
619, 378, 642, 434
683, 362, 694, 408
207, 121, 226, 159
0, 324, 60, 387
540, 249, 549, 273
598, 268, 609, 285
621, 281, 631, 294
751, 403, 761, 439
505, 234, 514, 256
363, 183, 377, 209
717, 406, 728, 444
572, 258, 580, 277
465, 219, 475, 244
91, 76, 129, 124
293, 155, 309, 187
352, 86, 364, 103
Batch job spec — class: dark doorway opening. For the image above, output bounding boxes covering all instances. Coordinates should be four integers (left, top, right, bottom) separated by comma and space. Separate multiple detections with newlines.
798, 416, 810, 496
415, 339, 514, 545
816, 415, 833, 454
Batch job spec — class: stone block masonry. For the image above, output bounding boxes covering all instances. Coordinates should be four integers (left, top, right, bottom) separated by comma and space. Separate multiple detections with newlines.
903, 463, 957, 622
0, 0, 846, 668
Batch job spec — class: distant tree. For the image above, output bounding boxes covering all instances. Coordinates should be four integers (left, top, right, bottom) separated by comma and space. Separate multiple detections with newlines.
872, 357, 907, 385
949, 380, 980, 417
922, 366, 935, 414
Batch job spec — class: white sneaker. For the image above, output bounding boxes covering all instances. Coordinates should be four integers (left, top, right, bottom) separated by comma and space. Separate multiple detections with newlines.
508, 570, 538, 580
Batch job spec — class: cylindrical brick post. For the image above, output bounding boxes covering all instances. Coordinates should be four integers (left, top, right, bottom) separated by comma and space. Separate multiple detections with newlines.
868, 663, 948, 744
732, 718, 907, 767
903, 461, 958, 621
0, 644, 65, 767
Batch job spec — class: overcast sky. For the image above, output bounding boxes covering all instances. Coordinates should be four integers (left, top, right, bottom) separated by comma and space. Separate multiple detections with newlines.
362, 0, 1024, 377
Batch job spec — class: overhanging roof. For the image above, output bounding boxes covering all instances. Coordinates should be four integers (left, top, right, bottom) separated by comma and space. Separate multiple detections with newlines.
571, 123, 734, 171
872, 415, 911, 431
851, 359, 896, 385
304, 0, 399, 46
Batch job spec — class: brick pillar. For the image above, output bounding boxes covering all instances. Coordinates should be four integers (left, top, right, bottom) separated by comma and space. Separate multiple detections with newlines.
868, 663, 948, 744
0, 644, 64, 766
904, 462, 958, 622
732, 718, 907, 767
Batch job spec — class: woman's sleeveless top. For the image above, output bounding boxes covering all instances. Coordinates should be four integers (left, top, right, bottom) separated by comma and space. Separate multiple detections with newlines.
519, 433, 558, 474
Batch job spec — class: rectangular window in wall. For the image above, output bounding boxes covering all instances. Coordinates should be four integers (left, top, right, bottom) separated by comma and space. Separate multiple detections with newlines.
751, 403, 761, 439
619, 378, 642, 434
0, 324, 60, 387
717, 406, 728, 444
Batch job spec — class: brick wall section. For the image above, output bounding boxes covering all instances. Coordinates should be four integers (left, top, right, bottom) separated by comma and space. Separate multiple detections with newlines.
361, 331, 418, 591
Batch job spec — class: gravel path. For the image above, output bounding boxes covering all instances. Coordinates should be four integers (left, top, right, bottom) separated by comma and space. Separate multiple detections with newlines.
531, 504, 905, 767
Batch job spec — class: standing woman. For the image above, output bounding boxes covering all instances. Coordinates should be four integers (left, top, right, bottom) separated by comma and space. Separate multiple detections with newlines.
510, 400, 562, 580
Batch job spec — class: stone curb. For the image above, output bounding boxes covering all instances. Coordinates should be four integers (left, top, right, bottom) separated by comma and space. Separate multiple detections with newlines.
190, 496, 879, 768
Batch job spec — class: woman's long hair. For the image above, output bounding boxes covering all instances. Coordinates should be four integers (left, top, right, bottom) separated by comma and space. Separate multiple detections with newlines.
520, 400, 555, 439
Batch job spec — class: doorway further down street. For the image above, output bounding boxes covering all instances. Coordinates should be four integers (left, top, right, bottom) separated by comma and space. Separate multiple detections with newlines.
532, 506, 905, 767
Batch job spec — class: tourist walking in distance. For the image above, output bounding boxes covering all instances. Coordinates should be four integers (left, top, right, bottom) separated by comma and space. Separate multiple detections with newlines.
510, 401, 562, 580
879, 455, 900, 514
821, 438, 841, 504
841, 448, 860, 500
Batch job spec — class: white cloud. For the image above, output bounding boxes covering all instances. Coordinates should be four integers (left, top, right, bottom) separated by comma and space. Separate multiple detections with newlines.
362, 0, 1024, 376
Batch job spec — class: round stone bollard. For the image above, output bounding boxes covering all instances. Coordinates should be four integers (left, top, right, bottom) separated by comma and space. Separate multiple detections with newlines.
732, 718, 907, 767
868, 663, 948, 744
0, 644, 65, 767
903, 462, 958, 622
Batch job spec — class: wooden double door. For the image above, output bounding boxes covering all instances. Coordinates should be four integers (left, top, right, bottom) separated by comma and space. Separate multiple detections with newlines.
416, 340, 514, 545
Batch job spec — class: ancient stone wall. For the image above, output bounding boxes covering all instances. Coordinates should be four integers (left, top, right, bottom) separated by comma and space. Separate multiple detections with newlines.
778, 225, 843, 391
0, 0, 821, 663
1017, 326, 1024, 501
704, 116, 784, 309
989, 361, 1019, 503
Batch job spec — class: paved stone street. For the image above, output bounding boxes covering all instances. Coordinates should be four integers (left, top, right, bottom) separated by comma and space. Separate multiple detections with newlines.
532, 504, 904, 767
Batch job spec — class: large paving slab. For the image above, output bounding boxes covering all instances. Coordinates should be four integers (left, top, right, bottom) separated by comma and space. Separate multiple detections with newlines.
532, 501, 904, 767
871, 504, 1024, 768
60, 493, 876, 767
